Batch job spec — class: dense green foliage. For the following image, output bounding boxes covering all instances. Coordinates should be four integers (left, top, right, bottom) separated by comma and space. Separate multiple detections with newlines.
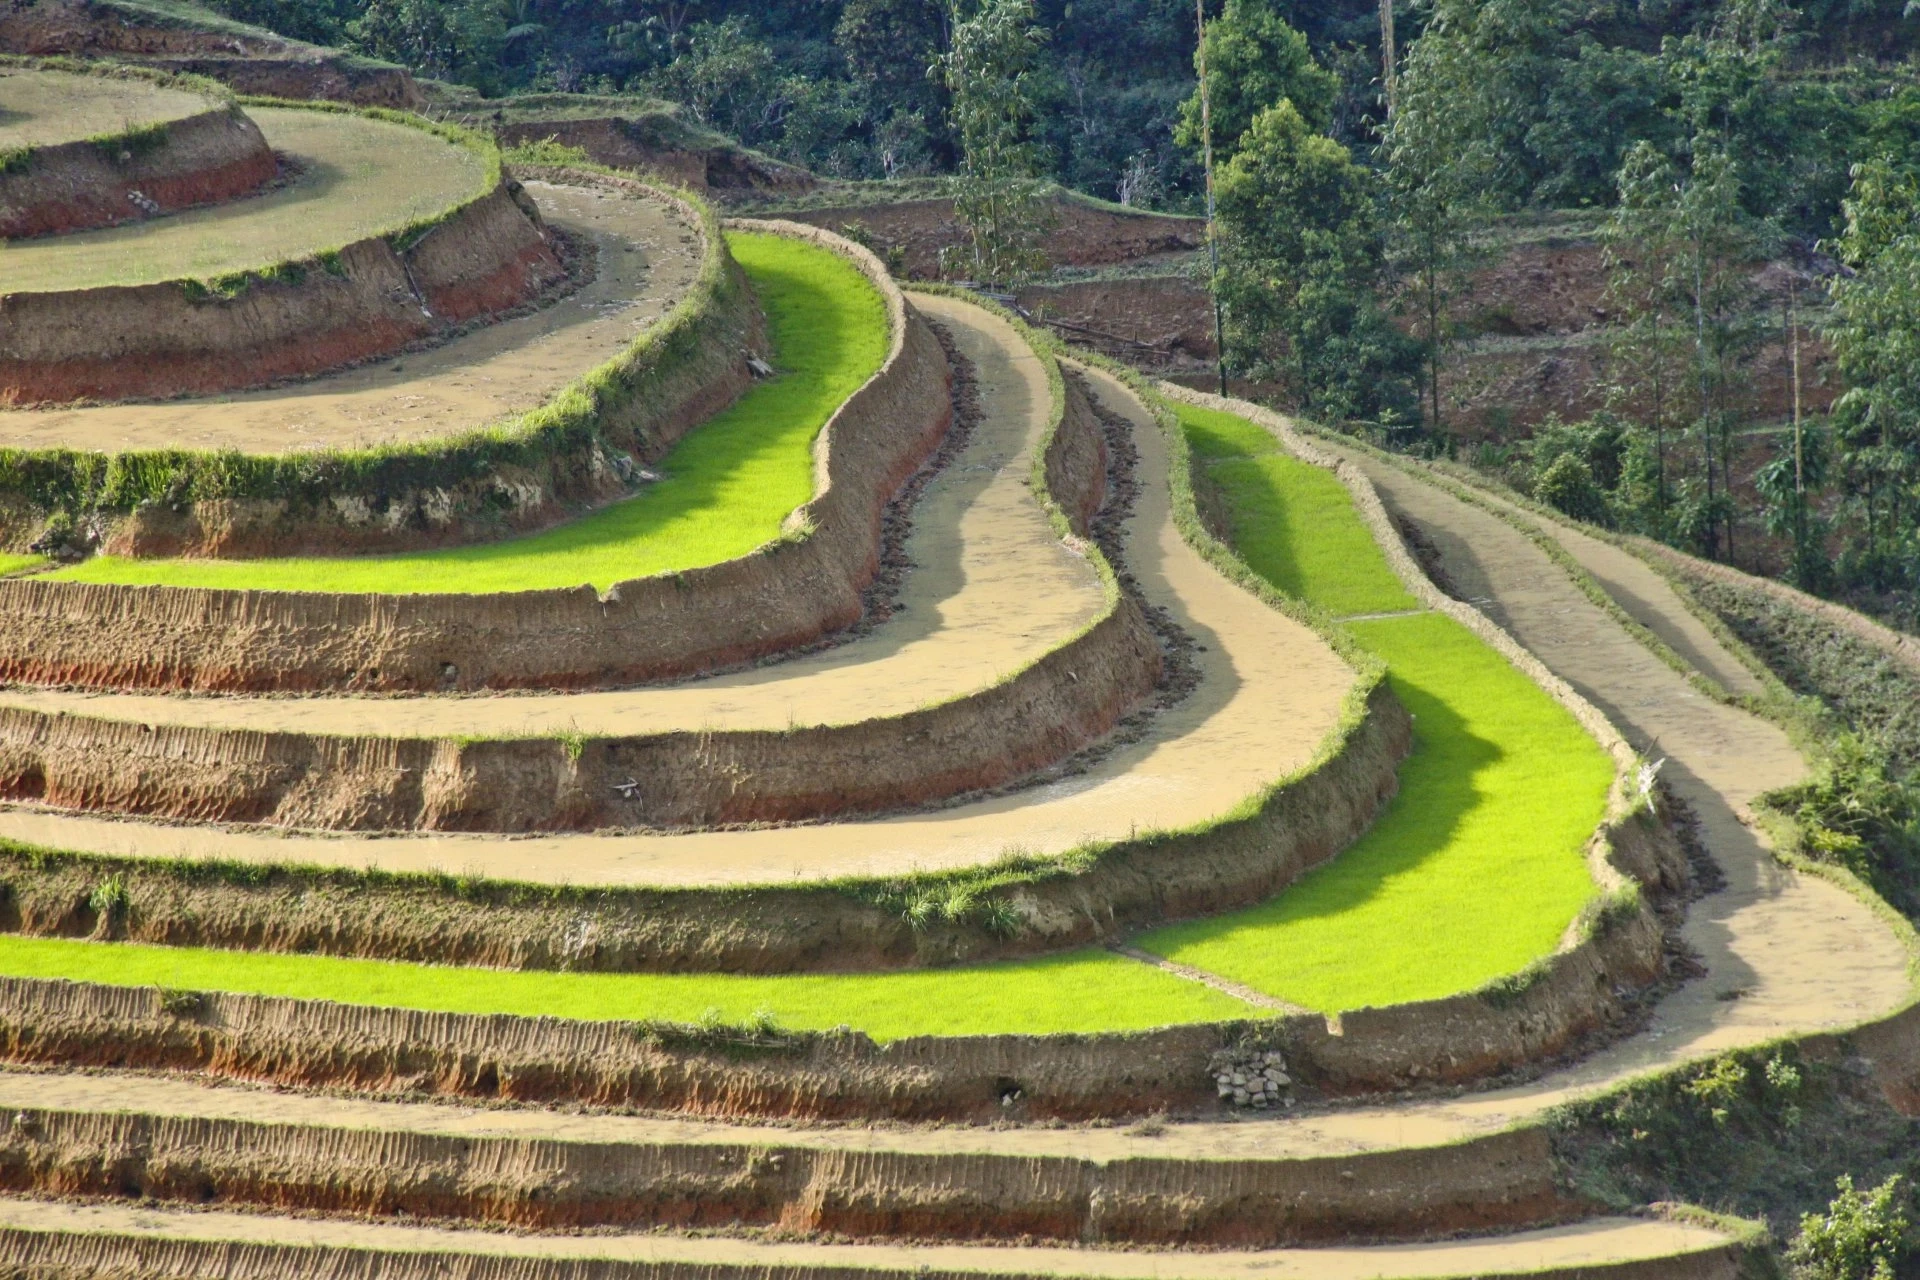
54, 233, 886, 594
938, 0, 1052, 284
1140, 405, 1608, 1012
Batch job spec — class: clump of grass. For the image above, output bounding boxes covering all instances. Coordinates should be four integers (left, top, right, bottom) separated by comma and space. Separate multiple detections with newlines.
54, 233, 888, 595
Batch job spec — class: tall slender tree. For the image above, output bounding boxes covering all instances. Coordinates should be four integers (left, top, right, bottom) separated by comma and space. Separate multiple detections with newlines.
938, 0, 1053, 286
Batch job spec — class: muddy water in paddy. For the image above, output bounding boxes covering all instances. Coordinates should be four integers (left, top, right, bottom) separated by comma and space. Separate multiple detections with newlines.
0, 182, 701, 452
0, 313, 1355, 886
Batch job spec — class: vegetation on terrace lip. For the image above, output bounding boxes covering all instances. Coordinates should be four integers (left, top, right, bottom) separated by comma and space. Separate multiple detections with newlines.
1136, 404, 1610, 1013
50, 232, 886, 595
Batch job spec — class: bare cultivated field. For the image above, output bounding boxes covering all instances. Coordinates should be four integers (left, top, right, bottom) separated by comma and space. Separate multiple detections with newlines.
0, 106, 484, 291
0, 66, 209, 150
2, 181, 701, 452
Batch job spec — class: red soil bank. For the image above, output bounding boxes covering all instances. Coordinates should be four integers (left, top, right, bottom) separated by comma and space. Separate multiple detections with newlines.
0, 182, 565, 404
0, 105, 277, 240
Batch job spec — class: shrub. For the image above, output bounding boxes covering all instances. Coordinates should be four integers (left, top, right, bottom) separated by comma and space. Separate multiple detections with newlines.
1535, 453, 1614, 527
1789, 1175, 1912, 1280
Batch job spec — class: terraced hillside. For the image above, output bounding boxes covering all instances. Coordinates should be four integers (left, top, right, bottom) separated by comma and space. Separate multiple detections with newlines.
0, 57, 1913, 1280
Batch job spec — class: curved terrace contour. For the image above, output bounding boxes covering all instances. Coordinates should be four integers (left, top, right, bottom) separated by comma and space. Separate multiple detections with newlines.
0, 66, 276, 240
4, 180, 704, 454
0, 105, 565, 404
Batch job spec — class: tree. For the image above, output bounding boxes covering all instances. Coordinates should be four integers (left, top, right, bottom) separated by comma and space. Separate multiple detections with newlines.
1214, 102, 1418, 422
1380, 0, 1495, 439
1603, 140, 1694, 534
836, 0, 952, 171
939, 0, 1054, 286
1174, 0, 1337, 162
1789, 1174, 1912, 1280
1825, 155, 1920, 592
347, 0, 507, 83
1600, 135, 1768, 562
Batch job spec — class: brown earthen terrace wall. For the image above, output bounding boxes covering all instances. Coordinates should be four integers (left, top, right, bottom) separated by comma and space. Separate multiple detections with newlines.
0, 221, 949, 693
0, 103, 277, 239
0, 1108, 1579, 1248
0, 178, 565, 405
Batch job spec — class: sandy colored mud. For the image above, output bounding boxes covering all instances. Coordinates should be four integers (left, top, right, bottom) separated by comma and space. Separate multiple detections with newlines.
0, 334, 1354, 884
0, 1198, 1737, 1279
0, 107, 483, 293
1, 182, 699, 454
0, 68, 209, 150
0, 292, 1100, 736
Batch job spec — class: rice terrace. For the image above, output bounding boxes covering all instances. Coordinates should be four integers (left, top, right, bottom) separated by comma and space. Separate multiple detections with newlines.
0, 0, 1915, 1276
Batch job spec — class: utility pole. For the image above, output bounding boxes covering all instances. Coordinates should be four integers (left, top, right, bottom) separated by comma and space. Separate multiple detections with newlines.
1194, 0, 1227, 396
1379, 0, 1397, 119
1789, 272, 1806, 566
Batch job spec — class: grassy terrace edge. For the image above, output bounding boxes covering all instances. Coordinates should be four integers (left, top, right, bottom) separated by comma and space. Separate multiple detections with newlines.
0, 165, 735, 550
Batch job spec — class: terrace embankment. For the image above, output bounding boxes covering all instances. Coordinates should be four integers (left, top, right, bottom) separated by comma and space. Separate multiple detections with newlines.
0, 180, 564, 404
9, 177, 725, 559
0, 105, 565, 405
0, 70, 277, 239
0, 1077, 1586, 1245
0, 219, 941, 689
0, 899, 1682, 1119
0, 340, 1396, 971
0, 1, 424, 107
0, 378, 1157, 833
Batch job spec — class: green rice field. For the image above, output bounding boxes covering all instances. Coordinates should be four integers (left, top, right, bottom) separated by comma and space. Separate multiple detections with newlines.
50, 232, 888, 594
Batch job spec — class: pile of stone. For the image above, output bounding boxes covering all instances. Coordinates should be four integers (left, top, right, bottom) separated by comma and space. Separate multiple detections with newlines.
1210, 1048, 1292, 1109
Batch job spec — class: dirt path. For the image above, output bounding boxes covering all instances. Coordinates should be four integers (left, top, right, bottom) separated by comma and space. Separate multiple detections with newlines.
0, 1199, 1736, 1279
0, 182, 700, 453
0, 68, 207, 148
0, 345, 1352, 886
0, 293, 1104, 737
1, 108, 485, 294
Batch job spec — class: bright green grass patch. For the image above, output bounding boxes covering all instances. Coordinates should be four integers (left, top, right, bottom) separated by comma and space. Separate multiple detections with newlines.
1137, 418, 1609, 1013
51, 233, 888, 595
1175, 404, 1418, 618
0, 555, 43, 577
0, 934, 1250, 1040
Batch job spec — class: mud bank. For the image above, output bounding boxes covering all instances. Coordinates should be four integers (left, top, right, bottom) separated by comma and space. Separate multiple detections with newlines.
0, 1107, 1579, 1247
495, 116, 815, 196
0, 334, 1155, 833
0, 102, 275, 240
0, 179, 564, 405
